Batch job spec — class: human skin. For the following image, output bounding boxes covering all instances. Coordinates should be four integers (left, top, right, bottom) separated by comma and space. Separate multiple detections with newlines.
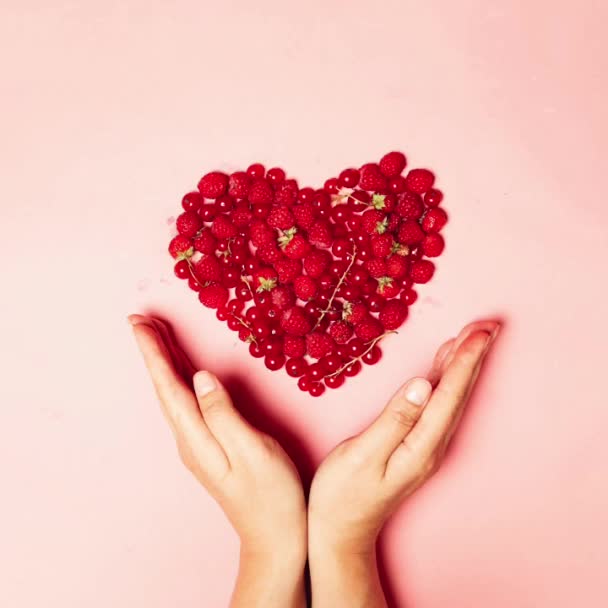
129, 314, 498, 607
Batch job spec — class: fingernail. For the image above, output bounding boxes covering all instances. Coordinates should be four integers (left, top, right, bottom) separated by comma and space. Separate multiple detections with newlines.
193, 371, 218, 398
404, 377, 432, 406
128, 314, 148, 326
491, 324, 501, 342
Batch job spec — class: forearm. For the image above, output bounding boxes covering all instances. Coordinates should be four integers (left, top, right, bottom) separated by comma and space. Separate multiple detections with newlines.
309, 543, 387, 608
230, 545, 307, 608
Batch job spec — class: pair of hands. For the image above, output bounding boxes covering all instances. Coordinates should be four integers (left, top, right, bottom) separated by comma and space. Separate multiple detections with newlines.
130, 314, 498, 608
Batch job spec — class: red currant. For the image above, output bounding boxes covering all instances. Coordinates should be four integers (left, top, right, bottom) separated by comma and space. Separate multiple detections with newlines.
198, 203, 217, 222
264, 353, 285, 371
182, 191, 203, 212
323, 178, 340, 194
247, 163, 265, 179
298, 374, 313, 391
362, 345, 382, 365
325, 373, 345, 389
249, 340, 264, 358
286, 357, 308, 377
309, 382, 326, 397
174, 260, 190, 279
338, 168, 360, 188
267, 167, 286, 184
344, 360, 362, 377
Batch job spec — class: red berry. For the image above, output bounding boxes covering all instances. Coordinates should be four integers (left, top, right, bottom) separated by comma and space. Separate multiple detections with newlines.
247, 163, 265, 179
252, 320, 271, 339
354, 318, 383, 342
168, 235, 194, 260
294, 275, 318, 300
248, 179, 274, 205
410, 260, 435, 283
329, 320, 353, 344
188, 277, 201, 291
298, 375, 313, 391
264, 353, 285, 371
424, 189, 443, 207
274, 258, 302, 284
193, 230, 217, 254
379, 300, 408, 330
198, 203, 217, 222
286, 357, 308, 377
342, 301, 368, 324
325, 373, 345, 389
370, 233, 393, 258
365, 258, 387, 278
227, 171, 251, 198
401, 289, 418, 305
303, 249, 331, 278
256, 242, 282, 264
386, 255, 409, 278
422, 207, 448, 232
283, 335, 306, 358
308, 221, 333, 248
376, 278, 400, 298
236, 283, 253, 301
343, 359, 362, 377
198, 283, 229, 308
359, 164, 387, 192
280, 306, 313, 336
253, 267, 278, 292
397, 220, 425, 245
422, 233, 445, 257
216, 195, 235, 213
306, 332, 336, 359
309, 382, 326, 397
198, 171, 228, 198
323, 178, 340, 194
388, 175, 408, 194
194, 255, 222, 282
271, 286, 295, 311
211, 215, 238, 239
250, 220, 275, 247
293, 202, 317, 229
249, 341, 264, 358
308, 362, 325, 381
366, 294, 386, 313
252, 204, 271, 219
274, 180, 299, 206
405, 168, 435, 194
339, 168, 360, 188
182, 191, 203, 212
174, 259, 190, 279
379, 151, 407, 177
362, 345, 382, 365
176, 211, 202, 237
281, 233, 310, 259
267, 206, 294, 230
361, 209, 388, 235
396, 192, 424, 219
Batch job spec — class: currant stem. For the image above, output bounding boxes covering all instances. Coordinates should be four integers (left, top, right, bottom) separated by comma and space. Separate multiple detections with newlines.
313, 245, 357, 330
325, 330, 397, 379
186, 259, 206, 288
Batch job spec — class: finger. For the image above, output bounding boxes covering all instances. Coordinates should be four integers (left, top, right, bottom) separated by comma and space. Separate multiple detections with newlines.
440, 320, 499, 372
403, 329, 496, 457
354, 377, 433, 464
152, 318, 197, 382
193, 371, 258, 454
427, 337, 456, 386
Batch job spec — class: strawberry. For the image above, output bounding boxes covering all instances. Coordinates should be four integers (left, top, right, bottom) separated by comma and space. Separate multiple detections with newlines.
365, 258, 387, 278
376, 277, 400, 298
308, 221, 333, 248
386, 255, 409, 278
194, 255, 221, 282
168, 235, 194, 260
329, 320, 353, 344
248, 178, 274, 205
379, 300, 408, 330
198, 172, 228, 198
396, 192, 424, 219
283, 335, 306, 358
342, 301, 368, 324
397, 219, 425, 245
293, 275, 318, 300
379, 151, 407, 177
176, 211, 202, 237
274, 179, 299, 206
306, 331, 336, 359
267, 206, 295, 230
370, 233, 393, 258
253, 267, 278, 291
198, 283, 229, 308
256, 242, 283, 264
303, 249, 331, 278
228, 171, 251, 198
292, 202, 316, 229
405, 168, 435, 194
422, 208, 448, 232
193, 230, 217, 254
231, 206, 253, 227
211, 215, 238, 239
361, 209, 388, 234
281, 306, 313, 336
282, 233, 310, 259
422, 233, 445, 257
250, 220, 276, 247
354, 317, 383, 342
410, 260, 435, 283
359, 163, 387, 192
271, 286, 296, 311
274, 258, 302, 283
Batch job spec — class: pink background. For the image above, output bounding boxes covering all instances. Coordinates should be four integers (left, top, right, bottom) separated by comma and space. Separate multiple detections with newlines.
2, 1, 607, 606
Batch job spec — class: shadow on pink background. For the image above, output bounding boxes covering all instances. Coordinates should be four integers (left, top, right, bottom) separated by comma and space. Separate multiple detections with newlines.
1, 1, 607, 606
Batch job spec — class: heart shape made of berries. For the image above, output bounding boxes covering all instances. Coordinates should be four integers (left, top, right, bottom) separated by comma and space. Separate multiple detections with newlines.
168, 152, 447, 397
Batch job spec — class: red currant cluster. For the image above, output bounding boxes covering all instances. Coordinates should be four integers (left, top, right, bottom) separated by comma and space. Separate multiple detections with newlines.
168, 152, 447, 397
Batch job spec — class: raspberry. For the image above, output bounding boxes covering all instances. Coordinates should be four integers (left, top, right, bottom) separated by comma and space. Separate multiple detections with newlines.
253, 267, 278, 291
396, 192, 424, 219
405, 169, 435, 194
231, 206, 253, 227
292, 202, 316, 229
410, 260, 435, 283
176, 211, 202, 237
211, 215, 238, 239
193, 230, 217, 254
283, 335, 306, 358
306, 332, 336, 359
354, 317, 383, 342
274, 258, 302, 283
365, 258, 387, 278
342, 301, 368, 324
228, 172, 251, 198
361, 209, 388, 235
168, 235, 194, 260
267, 206, 295, 230
198, 283, 229, 308
376, 277, 400, 298
293, 275, 317, 300
193, 254, 221, 282
256, 242, 283, 264
379, 300, 408, 330
422, 207, 448, 232
359, 164, 387, 192
397, 219, 425, 245
422, 233, 445, 257
370, 233, 393, 258
424, 189, 443, 208
281, 306, 313, 336
281, 233, 310, 259
248, 178, 274, 205
379, 151, 407, 177
250, 220, 275, 248
386, 255, 409, 278
329, 320, 353, 344
274, 179, 299, 206
271, 286, 295, 311
308, 221, 333, 248
198, 172, 228, 198
303, 249, 331, 278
